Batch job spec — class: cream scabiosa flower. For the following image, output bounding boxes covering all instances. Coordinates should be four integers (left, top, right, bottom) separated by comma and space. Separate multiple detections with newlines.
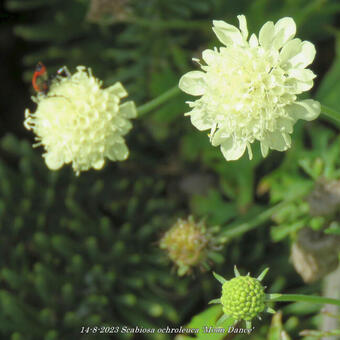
179, 15, 320, 160
24, 66, 137, 175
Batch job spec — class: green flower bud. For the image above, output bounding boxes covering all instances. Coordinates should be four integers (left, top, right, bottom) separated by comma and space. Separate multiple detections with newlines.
221, 276, 265, 320
210, 266, 275, 329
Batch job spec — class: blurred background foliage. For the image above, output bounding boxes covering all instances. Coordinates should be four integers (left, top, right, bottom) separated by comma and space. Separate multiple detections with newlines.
1, 0, 340, 339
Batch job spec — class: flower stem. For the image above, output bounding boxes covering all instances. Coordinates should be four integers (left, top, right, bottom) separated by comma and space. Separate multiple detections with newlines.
137, 86, 181, 116
219, 202, 286, 240
321, 104, 340, 127
269, 294, 340, 307
219, 185, 312, 241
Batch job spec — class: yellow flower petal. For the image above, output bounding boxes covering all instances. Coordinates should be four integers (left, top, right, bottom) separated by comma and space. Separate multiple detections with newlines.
119, 101, 137, 119
179, 71, 206, 96
188, 109, 213, 131
237, 15, 248, 40
212, 20, 244, 46
107, 142, 129, 161
273, 17, 296, 50
265, 132, 290, 151
260, 141, 269, 157
259, 21, 275, 49
220, 138, 247, 160
289, 41, 316, 68
286, 99, 321, 121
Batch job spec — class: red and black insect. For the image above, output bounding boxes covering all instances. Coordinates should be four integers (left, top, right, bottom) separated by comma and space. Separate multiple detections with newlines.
32, 62, 49, 94
32, 62, 71, 95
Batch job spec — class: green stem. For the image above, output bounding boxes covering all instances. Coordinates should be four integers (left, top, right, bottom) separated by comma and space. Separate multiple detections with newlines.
219, 202, 285, 240
137, 86, 181, 116
321, 104, 340, 127
269, 294, 340, 307
219, 184, 312, 241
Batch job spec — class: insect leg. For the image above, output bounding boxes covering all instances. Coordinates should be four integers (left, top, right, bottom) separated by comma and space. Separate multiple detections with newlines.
57, 66, 71, 78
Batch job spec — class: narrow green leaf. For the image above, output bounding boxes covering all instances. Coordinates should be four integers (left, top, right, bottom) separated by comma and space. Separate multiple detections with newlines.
213, 272, 226, 284
257, 267, 270, 282
208, 299, 221, 305
234, 265, 241, 277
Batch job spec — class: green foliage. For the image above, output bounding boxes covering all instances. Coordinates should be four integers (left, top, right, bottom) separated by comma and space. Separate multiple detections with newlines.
316, 33, 340, 111
175, 305, 232, 340
267, 312, 291, 340
263, 123, 340, 241
0, 134, 192, 339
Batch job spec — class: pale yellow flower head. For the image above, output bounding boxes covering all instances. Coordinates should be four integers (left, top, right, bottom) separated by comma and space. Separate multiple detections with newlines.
24, 66, 137, 175
179, 15, 320, 160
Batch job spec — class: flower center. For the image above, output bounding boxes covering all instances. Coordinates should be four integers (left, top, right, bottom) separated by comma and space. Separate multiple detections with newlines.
201, 45, 296, 142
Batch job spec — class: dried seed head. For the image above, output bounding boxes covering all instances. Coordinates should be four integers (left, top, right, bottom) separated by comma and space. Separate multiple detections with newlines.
160, 216, 220, 276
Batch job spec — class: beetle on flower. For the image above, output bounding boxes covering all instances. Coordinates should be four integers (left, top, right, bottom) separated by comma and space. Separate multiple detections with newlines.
179, 15, 320, 161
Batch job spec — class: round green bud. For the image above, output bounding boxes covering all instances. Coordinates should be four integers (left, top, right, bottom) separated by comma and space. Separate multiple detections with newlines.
221, 276, 266, 321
